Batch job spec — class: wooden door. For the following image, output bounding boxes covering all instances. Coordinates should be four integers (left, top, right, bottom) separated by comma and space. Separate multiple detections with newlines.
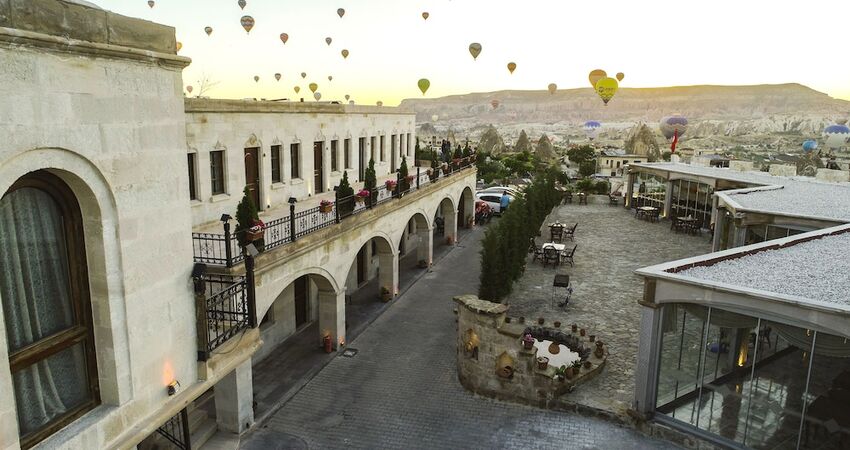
313, 142, 324, 194
391, 135, 397, 172
357, 246, 366, 285
244, 148, 261, 210
358, 138, 366, 179
294, 276, 308, 327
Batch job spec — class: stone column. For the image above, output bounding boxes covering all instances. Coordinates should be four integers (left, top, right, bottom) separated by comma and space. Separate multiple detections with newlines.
634, 302, 664, 415
712, 208, 726, 252
663, 180, 673, 218
214, 359, 254, 434
377, 251, 399, 297
624, 172, 636, 208
444, 208, 458, 245
417, 225, 434, 266
318, 289, 346, 349
732, 222, 748, 248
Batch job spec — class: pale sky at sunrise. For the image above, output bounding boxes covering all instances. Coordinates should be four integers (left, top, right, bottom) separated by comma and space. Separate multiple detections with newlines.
97, 0, 850, 106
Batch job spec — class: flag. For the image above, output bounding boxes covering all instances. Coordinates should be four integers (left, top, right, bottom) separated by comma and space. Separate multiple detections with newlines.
670, 129, 679, 153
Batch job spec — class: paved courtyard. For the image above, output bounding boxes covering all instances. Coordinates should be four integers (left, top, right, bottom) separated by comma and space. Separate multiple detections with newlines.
508, 199, 712, 415
242, 220, 681, 449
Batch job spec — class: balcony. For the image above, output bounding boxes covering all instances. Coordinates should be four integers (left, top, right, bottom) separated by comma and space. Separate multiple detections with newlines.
193, 271, 256, 361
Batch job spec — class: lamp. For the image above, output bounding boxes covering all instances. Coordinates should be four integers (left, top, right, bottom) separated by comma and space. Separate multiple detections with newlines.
245, 243, 259, 258
288, 197, 297, 205
167, 380, 181, 396
220, 213, 232, 223
191, 263, 207, 294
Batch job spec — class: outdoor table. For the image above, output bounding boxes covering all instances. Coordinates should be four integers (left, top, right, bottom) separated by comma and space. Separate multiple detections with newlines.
636, 206, 659, 222
542, 242, 566, 252
678, 216, 699, 234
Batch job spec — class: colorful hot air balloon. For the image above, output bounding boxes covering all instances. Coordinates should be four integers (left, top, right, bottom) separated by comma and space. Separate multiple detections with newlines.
418, 78, 430, 95
253, 75, 260, 83
468, 43, 482, 60
280, 33, 289, 44
328, 76, 333, 82
802, 139, 818, 152
300, 72, 307, 79
507, 62, 516, 74
377, 101, 383, 107
583, 121, 601, 140
588, 69, 606, 88
176, 42, 182, 52
594, 77, 618, 105
431, 114, 439, 122
548, 83, 557, 94
309, 83, 318, 93
204, 26, 213, 36
660, 115, 688, 140
349, 100, 355, 105
344, 94, 350, 101
616, 72, 625, 82
325, 37, 332, 46
337, 8, 345, 18
294, 86, 301, 94
240, 16, 255, 33
823, 122, 850, 150
314, 92, 322, 101
275, 73, 281, 81
238, 0, 246, 10
422, 12, 430, 20
341, 49, 349, 59
186, 86, 193, 94
490, 99, 500, 109
148, 1, 155, 8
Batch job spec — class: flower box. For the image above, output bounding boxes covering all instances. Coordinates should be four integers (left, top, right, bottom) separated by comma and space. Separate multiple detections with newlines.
405, 175, 416, 183
246, 220, 265, 241
319, 201, 333, 213
385, 180, 397, 189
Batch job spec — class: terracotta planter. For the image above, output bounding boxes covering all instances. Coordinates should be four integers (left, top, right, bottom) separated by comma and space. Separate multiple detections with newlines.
580, 329, 586, 337
554, 321, 561, 328
565, 367, 575, 379
504, 317, 512, 324
589, 335, 596, 342
595, 347, 604, 358
537, 356, 549, 370
319, 204, 333, 213
571, 324, 578, 333
246, 229, 264, 241
583, 360, 592, 369
537, 317, 545, 325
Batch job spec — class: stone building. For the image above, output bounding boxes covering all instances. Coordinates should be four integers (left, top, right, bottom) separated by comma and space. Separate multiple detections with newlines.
0, 2, 475, 449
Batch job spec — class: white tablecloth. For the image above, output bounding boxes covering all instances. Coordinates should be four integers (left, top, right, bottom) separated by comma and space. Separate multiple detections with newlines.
542, 243, 566, 252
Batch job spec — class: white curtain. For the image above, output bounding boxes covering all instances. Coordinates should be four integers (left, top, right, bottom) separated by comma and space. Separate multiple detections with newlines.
773, 323, 850, 358
0, 187, 88, 435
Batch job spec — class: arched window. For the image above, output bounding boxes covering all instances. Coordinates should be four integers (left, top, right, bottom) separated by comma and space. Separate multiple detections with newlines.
0, 171, 99, 448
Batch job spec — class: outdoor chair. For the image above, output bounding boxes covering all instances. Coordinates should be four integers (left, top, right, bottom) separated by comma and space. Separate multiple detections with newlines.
564, 192, 573, 204
435, 217, 445, 236
550, 226, 564, 243
671, 216, 682, 233
542, 247, 560, 267
608, 194, 619, 206
528, 238, 543, 262
561, 245, 577, 267
563, 223, 578, 241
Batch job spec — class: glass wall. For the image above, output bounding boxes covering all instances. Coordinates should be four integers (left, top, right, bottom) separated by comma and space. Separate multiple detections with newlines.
633, 172, 667, 210
745, 225, 807, 247
670, 179, 714, 229
655, 304, 850, 449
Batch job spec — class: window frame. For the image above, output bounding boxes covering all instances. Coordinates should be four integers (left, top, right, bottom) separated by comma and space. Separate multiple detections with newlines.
380, 136, 385, 162
271, 145, 282, 183
344, 139, 351, 169
290, 143, 301, 179
331, 140, 339, 172
187, 153, 198, 200
210, 150, 226, 195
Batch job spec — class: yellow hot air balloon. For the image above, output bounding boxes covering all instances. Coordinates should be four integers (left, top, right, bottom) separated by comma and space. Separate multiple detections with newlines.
314, 92, 322, 101
341, 49, 349, 59
337, 8, 345, 18
507, 62, 516, 74
588, 69, 607, 88
431, 114, 439, 122
325, 37, 332, 46
176, 41, 182, 52
204, 26, 213, 36
186, 85, 193, 94
300, 72, 307, 79
240, 16, 255, 34
616, 72, 625, 82
594, 77, 619, 106
548, 83, 557, 94
254, 75, 260, 82
468, 43, 482, 60
294, 86, 301, 94
309, 83, 318, 93
418, 78, 430, 95
422, 12, 429, 20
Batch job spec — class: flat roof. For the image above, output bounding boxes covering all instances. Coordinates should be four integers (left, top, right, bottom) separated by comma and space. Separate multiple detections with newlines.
184, 98, 414, 116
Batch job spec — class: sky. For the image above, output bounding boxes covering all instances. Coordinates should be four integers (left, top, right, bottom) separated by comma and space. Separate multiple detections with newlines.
97, 0, 850, 106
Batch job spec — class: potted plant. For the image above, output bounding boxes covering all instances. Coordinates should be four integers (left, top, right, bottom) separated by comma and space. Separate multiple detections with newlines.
398, 156, 411, 192
554, 321, 561, 328
589, 335, 596, 342
571, 323, 578, 333
319, 199, 333, 213
572, 360, 583, 375
246, 219, 265, 242
364, 158, 377, 207
579, 328, 586, 337
554, 365, 567, 382
594, 341, 605, 358
235, 186, 263, 248
355, 188, 370, 204
564, 365, 575, 379
583, 360, 592, 370
417, 259, 428, 268
335, 171, 355, 217
380, 286, 393, 302
521, 333, 535, 350
385, 179, 397, 191
537, 317, 545, 325
504, 317, 512, 324
536, 356, 549, 370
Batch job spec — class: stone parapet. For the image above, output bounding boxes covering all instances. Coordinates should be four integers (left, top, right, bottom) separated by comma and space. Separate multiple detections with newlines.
185, 97, 414, 115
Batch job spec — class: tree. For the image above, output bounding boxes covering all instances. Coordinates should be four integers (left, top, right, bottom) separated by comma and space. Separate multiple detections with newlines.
567, 145, 596, 165
235, 186, 259, 247
536, 134, 556, 162
515, 130, 531, 154
579, 161, 596, 178
398, 156, 410, 191
194, 72, 221, 97
478, 125, 506, 155
414, 137, 421, 163
364, 158, 377, 205
336, 170, 355, 216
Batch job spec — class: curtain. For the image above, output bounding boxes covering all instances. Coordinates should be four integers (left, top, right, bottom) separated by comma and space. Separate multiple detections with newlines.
0, 188, 87, 434
774, 323, 850, 358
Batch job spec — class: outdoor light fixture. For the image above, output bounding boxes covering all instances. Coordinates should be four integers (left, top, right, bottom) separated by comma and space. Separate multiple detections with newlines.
245, 243, 259, 258
288, 197, 297, 205
220, 213, 232, 223
167, 380, 180, 396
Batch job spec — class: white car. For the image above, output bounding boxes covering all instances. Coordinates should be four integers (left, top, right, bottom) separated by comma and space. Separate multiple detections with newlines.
477, 186, 521, 197
475, 192, 514, 214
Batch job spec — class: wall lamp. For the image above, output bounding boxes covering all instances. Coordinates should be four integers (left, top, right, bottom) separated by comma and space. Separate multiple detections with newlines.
220, 213, 232, 223
167, 380, 181, 396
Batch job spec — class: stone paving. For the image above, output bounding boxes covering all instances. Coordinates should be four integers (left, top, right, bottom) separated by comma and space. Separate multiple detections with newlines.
508, 198, 712, 415
242, 221, 680, 450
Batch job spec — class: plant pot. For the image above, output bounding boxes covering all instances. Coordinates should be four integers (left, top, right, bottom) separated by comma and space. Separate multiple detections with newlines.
571, 324, 578, 333
522, 340, 534, 350
537, 317, 545, 325
246, 229, 264, 241
381, 290, 393, 302
580, 329, 586, 337
417, 260, 429, 268
554, 321, 561, 328
595, 348, 604, 358
583, 360, 592, 369
537, 356, 549, 370
596, 341, 604, 349
446, 236, 454, 245
518, 317, 525, 324
565, 367, 575, 379
319, 204, 333, 214
589, 335, 596, 342
504, 317, 512, 324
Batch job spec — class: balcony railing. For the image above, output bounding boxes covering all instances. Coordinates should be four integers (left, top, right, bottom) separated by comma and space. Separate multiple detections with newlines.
155, 408, 191, 450
192, 159, 476, 267
194, 272, 256, 361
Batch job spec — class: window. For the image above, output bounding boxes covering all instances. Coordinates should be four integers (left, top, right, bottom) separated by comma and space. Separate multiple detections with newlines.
391, 135, 397, 161
290, 143, 301, 179
0, 171, 99, 448
370, 136, 377, 162
344, 139, 351, 169
331, 140, 339, 172
210, 150, 225, 195
380, 136, 385, 161
187, 153, 198, 200
407, 133, 412, 156
271, 145, 282, 183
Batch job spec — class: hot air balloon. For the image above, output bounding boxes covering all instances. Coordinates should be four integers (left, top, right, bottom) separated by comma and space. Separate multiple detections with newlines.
588, 69, 606, 88
308, 83, 318, 93
377, 101, 383, 107
325, 37, 332, 46
349, 100, 355, 105
507, 62, 516, 74
186, 86, 193, 94
337, 8, 345, 18
594, 77, 618, 105
275, 73, 281, 81
328, 76, 333, 82
616, 72, 625, 82
176, 42, 182, 52
418, 78, 430, 95
422, 12, 429, 20
254, 75, 260, 83
280, 33, 289, 44
660, 115, 688, 153
548, 83, 557, 94
490, 99, 500, 110
583, 121, 601, 140
802, 139, 818, 153
344, 94, 350, 101
300, 72, 307, 79
468, 43, 482, 60
431, 114, 439, 122
148, 1, 155, 8
823, 122, 850, 150
204, 26, 213, 36
238, 0, 246, 10
314, 92, 322, 101
294, 86, 301, 94
240, 16, 255, 34
341, 49, 349, 59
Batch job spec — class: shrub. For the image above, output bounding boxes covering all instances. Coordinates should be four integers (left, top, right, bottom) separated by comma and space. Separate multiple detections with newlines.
399, 156, 410, 191
336, 171, 355, 216
235, 186, 261, 249
364, 158, 377, 205
575, 178, 594, 193
594, 180, 611, 195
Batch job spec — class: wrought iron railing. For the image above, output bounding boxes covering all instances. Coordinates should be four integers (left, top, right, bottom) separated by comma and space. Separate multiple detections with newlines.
155, 408, 191, 450
196, 273, 254, 361
191, 159, 475, 267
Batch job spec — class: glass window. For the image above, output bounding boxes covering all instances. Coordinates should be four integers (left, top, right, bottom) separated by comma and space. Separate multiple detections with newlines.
187, 153, 198, 200
407, 133, 412, 156
0, 172, 99, 448
331, 140, 339, 172
380, 136, 386, 162
370, 136, 377, 163
633, 172, 667, 210
344, 139, 351, 168
210, 150, 225, 195
290, 143, 301, 179
271, 145, 282, 183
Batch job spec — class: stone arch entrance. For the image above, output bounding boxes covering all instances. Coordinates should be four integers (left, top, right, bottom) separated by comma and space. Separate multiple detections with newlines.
458, 186, 475, 230
434, 196, 457, 247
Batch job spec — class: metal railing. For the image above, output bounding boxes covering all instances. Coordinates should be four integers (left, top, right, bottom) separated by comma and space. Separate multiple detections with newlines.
155, 408, 191, 450
195, 272, 255, 361
191, 158, 476, 267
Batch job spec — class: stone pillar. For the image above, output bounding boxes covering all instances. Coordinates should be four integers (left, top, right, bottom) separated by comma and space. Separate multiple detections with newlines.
417, 226, 434, 266
663, 180, 673, 218
377, 251, 399, 297
634, 303, 664, 414
444, 208, 458, 245
214, 359, 254, 434
732, 222, 748, 248
624, 172, 636, 208
318, 289, 346, 349
712, 208, 726, 252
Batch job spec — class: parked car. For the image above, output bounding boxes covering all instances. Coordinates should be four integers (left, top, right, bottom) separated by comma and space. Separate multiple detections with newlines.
475, 192, 514, 214
477, 186, 521, 197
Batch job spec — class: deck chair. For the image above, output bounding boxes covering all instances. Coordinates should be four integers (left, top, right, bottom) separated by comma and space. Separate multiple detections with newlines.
528, 238, 543, 262
542, 247, 560, 267
563, 223, 578, 241
561, 245, 577, 267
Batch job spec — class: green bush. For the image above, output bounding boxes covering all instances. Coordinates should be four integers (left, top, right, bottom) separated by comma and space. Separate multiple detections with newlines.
398, 156, 410, 191
594, 180, 611, 195
575, 178, 594, 193
335, 171, 355, 216
235, 186, 260, 248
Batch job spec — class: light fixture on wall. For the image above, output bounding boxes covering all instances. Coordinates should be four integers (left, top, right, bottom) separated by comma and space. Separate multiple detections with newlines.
167, 380, 181, 396
220, 213, 232, 224
288, 197, 297, 205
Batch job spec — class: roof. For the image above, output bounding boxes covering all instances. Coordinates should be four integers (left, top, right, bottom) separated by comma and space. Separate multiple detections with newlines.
185, 98, 413, 115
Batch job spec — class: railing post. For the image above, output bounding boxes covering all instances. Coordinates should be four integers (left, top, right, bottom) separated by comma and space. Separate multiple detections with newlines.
245, 253, 257, 328
180, 408, 192, 450
417, 167, 420, 190
194, 278, 209, 362
396, 170, 401, 197
369, 188, 375, 209
223, 221, 233, 268
289, 202, 296, 242
335, 196, 341, 224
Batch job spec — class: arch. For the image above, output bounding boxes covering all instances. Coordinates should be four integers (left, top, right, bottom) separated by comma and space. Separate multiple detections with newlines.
0, 148, 129, 406
458, 186, 476, 229
393, 210, 432, 250
257, 266, 339, 322
244, 133, 261, 148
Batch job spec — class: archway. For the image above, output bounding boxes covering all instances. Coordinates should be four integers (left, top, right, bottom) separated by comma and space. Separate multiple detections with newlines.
341, 234, 396, 338
434, 196, 457, 249
396, 212, 432, 292
457, 186, 475, 233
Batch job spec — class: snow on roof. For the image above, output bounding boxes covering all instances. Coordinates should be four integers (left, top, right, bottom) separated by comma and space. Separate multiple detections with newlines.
673, 228, 850, 307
